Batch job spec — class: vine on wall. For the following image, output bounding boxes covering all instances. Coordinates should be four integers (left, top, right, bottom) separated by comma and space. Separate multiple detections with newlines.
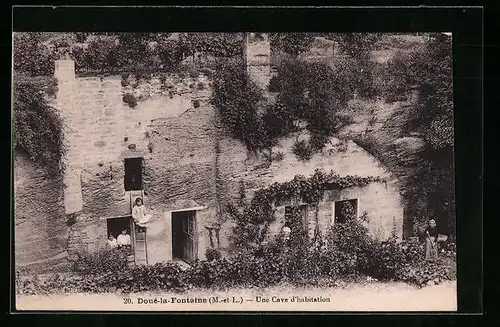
227, 169, 386, 248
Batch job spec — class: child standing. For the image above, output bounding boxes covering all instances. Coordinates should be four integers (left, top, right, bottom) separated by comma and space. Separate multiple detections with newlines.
132, 197, 152, 231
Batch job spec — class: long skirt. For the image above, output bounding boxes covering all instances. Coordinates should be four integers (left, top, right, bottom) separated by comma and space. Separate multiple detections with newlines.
425, 236, 438, 260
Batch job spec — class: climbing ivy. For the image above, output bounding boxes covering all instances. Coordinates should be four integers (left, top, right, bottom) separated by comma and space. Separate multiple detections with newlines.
228, 169, 386, 246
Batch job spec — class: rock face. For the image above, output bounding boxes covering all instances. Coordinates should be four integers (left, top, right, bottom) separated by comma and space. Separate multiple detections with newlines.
393, 136, 426, 165
14, 59, 405, 271
14, 152, 69, 272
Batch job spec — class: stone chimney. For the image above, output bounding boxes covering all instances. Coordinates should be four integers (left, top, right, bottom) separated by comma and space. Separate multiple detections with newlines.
54, 59, 84, 215
54, 59, 76, 82
245, 33, 271, 92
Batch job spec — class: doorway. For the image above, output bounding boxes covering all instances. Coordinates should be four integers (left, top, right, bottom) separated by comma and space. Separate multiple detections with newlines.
171, 210, 197, 263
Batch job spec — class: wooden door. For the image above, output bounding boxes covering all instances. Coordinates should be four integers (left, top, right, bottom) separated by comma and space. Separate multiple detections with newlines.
182, 211, 197, 263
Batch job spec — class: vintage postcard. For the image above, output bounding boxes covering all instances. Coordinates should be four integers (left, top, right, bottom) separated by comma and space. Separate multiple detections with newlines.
13, 31, 457, 312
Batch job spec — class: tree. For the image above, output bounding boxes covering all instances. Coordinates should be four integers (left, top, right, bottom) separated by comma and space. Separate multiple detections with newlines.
402, 33, 455, 235
13, 32, 57, 76
413, 33, 454, 150
270, 33, 315, 56
330, 33, 382, 59
156, 39, 184, 70
82, 35, 121, 71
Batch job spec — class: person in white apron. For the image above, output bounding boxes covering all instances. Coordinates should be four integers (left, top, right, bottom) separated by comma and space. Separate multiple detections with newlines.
132, 197, 152, 231
425, 219, 439, 260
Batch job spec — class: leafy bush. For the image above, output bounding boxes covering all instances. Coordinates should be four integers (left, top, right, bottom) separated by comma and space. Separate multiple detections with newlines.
122, 92, 138, 108
395, 257, 456, 288
199, 67, 214, 78
309, 132, 330, 151
13, 74, 65, 175
205, 248, 221, 261
270, 33, 315, 56
292, 139, 313, 161
268, 75, 281, 92
262, 150, 285, 163
192, 100, 201, 108
210, 63, 266, 152
13, 32, 57, 76
71, 248, 129, 275
17, 228, 456, 295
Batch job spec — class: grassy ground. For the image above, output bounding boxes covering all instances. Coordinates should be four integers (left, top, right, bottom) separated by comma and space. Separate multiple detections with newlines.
16, 279, 456, 312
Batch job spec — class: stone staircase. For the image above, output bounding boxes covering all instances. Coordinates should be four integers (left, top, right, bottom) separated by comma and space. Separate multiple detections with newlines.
129, 190, 148, 266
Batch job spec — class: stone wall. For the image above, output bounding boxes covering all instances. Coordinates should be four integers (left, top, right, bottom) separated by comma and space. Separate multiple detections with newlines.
52, 60, 217, 260
245, 33, 271, 90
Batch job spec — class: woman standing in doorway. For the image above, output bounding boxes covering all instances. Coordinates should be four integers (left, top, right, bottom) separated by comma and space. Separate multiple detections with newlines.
425, 219, 439, 261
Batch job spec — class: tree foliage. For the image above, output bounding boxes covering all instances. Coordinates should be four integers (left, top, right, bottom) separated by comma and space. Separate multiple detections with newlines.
13, 73, 65, 174
13, 32, 57, 76
13, 33, 66, 174
329, 33, 382, 59
269, 58, 354, 148
179, 33, 244, 58
210, 63, 267, 151
270, 33, 315, 56
413, 33, 454, 151
387, 33, 455, 235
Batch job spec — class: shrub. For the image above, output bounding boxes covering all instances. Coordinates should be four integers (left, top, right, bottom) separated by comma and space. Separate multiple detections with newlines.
210, 63, 266, 152
14, 32, 57, 76
66, 214, 77, 227
272, 151, 285, 162
205, 248, 221, 261
292, 139, 313, 161
268, 75, 281, 92
188, 68, 199, 79
159, 74, 167, 84
13, 74, 65, 176
71, 248, 129, 275
192, 99, 200, 108
122, 92, 138, 108
199, 67, 214, 78
395, 257, 456, 288
262, 150, 285, 163
309, 132, 330, 151
16, 233, 456, 295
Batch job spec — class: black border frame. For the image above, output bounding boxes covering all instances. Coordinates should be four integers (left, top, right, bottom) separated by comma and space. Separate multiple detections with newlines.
7, 4, 483, 322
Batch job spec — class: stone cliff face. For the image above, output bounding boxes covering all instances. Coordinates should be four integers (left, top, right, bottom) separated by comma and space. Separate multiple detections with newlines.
14, 152, 69, 271
14, 58, 405, 271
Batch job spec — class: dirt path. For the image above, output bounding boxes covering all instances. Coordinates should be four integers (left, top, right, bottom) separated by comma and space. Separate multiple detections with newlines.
16, 280, 456, 312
